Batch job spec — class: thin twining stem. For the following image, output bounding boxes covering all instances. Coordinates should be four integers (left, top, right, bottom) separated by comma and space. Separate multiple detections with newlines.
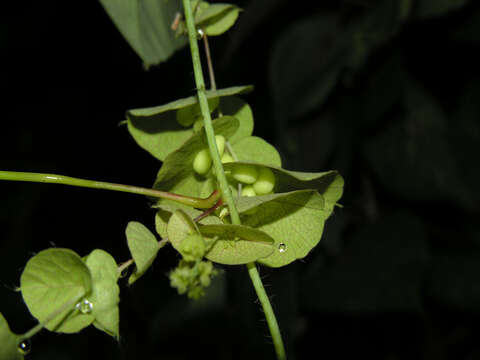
0, 170, 221, 209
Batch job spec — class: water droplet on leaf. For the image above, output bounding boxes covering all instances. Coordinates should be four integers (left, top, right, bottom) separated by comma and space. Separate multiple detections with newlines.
278, 243, 287, 253
17, 339, 31, 355
75, 299, 93, 314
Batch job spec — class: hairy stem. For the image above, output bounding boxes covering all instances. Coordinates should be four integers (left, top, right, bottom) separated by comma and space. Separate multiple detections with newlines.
0, 170, 220, 209
182, 2, 286, 359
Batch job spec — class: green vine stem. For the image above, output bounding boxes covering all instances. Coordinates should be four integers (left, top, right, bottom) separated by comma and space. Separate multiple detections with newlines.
182, 1, 287, 359
0, 170, 221, 209
20, 293, 84, 341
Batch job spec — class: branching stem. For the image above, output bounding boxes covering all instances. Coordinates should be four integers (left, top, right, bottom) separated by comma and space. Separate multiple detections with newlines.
182, 2, 286, 359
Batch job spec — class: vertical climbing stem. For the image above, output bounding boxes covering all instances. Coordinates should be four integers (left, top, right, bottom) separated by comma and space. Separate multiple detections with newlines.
182, 2, 286, 359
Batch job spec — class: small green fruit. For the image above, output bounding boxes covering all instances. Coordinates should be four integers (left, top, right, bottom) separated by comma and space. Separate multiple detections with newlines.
215, 135, 225, 157
221, 153, 234, 163
193, 118, 203, 132
253, 167, 276, 195
193, 149, 212, 175
241, 185, 256, 197
232, 164, 258, 184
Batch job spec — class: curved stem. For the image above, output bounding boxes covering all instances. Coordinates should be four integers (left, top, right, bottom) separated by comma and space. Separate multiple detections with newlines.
182, 2, 286, 359
0, 170, 220, 209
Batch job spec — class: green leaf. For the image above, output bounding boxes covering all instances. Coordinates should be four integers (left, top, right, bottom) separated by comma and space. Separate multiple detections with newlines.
199, 224, 275, 265
126, 86, 253, 161
0, 313, 23, 360
99, 0, 187, 68
415, 0, 469, 19
126, 221, 160, 284
234, 190, 328, 267
167, 210, 274, 265
196, 4, 241, 36
84, 250, 120, 338
220, 96, 254, 144
231, 137, 281, 167
153, 116, 239, 203
20, 248, 94, 333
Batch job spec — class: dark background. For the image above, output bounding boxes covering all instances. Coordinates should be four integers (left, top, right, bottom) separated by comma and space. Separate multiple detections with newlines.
1, 1, 480, 359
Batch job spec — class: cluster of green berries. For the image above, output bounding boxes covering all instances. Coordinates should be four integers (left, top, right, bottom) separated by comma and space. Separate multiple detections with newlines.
192, 136, 276, 197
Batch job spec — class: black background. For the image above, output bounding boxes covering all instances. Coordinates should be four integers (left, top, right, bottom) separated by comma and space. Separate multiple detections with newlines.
2, 1, 480, 359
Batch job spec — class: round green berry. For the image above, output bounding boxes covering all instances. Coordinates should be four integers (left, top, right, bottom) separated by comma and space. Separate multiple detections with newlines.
193, 118, 203, 132
232, 164, 258, 184
253, 167, 276, 195
193, 149, 212, 175
241, 185, 257, 197
215, 135, 225, 157
221, 153, 234, 163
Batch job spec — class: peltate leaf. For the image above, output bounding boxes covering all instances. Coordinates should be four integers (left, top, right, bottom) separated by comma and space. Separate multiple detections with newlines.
126, 221, 160, 284
99, 0, 186, 68
84, 249, 120, 338
0, 313, 23, 360
20, 248, 94, 333
126, 86, 252, 161
196, 3, 241, 36
234, 190, 327, 267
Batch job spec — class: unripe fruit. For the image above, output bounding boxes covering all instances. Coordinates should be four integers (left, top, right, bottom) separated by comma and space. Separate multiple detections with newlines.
241, 185, 257, 197
253, 167, 276, 195
232, 164, 258, 184
193, 118, 203, 132
221, 153, 234, 163
193, 149, 212, 175
215, 135, 225, 157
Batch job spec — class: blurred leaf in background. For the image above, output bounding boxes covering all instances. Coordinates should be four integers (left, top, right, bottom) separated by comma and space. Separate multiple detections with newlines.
99, 0, 186, 68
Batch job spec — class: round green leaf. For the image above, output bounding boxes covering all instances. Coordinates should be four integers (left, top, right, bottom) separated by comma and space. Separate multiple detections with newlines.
126, 221, 160, 284
20, 248, 94, 333
235, 190, 328, 267
84, 249, 120, 338
0, 313, 23, 360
